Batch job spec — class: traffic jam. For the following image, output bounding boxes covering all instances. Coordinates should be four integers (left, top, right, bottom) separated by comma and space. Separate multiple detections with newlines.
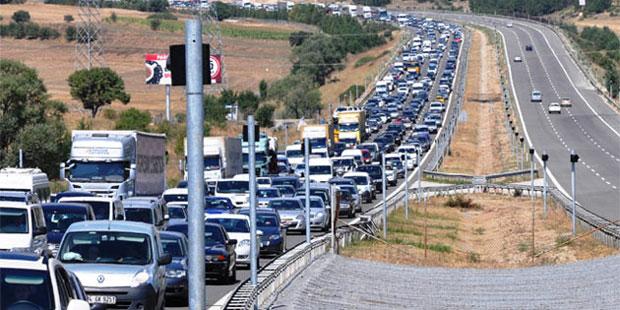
0, 14, 461, 310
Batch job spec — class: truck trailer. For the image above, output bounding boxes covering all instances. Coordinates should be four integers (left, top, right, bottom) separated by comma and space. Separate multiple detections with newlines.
183, 136, 242, 181
60, 130, 166, 199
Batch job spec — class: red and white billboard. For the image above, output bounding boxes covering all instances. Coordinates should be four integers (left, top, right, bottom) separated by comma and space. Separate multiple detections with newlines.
210, 55, 222, 84
145, 53, 172, 85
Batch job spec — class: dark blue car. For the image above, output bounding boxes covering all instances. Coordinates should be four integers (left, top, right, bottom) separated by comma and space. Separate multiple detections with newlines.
204, 196, 235, 214
42, 203, 95, 256
271, 176, 301, 190
238, 208, 285, 255
166, 223, 237, 283
50, 191, 95, 203
160, 231, 189, 304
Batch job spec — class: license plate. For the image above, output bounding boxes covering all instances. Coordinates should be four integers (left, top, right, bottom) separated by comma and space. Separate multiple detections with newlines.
88, 295, 117, 304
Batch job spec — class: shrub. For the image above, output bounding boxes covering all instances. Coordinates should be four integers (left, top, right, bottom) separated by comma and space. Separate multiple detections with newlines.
110, 12, 117, 23
150, 18, 161, 31
444, 195, 480, 209
64, 14, 74, 23
102, 109, 117, 120
12, 10, 30, 23
255, 104, 275, 128
65, 25, 76, 41
38, 26, 60, 40
115, 108, 152, 131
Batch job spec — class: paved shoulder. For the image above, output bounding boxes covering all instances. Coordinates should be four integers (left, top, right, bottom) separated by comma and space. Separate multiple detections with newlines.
270, 254, 620, 309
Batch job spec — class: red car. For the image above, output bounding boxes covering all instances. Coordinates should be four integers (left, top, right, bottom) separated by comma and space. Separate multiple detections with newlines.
360, 149, 372, 164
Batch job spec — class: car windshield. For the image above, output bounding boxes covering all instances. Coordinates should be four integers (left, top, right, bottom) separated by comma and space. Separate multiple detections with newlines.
167, 225, 225, 246
216, 181, 249, 194
206, 218, 250, 233
43, 208, 87, 233
256, 214, 279, 227
340, 186, 357, 195
163, 194, 188, 203
286, 149, 303, 158
274, 186, 295, 196
309, 165, 332, 174
309, 138, 327, 148
0, 208, 29, 233
272, 178, 298, 188
205, 198, 231, 210
59, 231, 152, 265
82, 201, 110, 220
339, 123, 359, 132
357, 166, 381, 177
69, 161, 128, 183
269, 200, 302, 210
333, 159, 354, 166
257, 189, 279, 198
344, 176, 365, 185
0, 268, 53, 310
310, 200, 324, 209
161, 237, 184, 257
124, 208, 153, 224
168, 207, 186, 219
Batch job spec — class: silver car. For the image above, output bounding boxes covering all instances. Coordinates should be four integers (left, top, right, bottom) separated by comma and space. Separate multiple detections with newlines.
58, 221, 171, 309
268, 198, 306, 234
309, 196, 330, 231
531, 90, 542, 102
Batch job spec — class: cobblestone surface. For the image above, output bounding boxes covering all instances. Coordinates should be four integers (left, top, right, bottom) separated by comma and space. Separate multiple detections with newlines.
269, 254, 620, 309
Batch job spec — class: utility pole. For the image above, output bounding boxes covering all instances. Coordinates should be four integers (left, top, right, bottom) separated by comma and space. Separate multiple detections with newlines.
529, 148, 535, 258
542, 152, 549, 218
165, 85, 171, 122
404, 155, 409, 220
185, 19, 205, 310
18, 149, 23, 168
248, 116, 258, 286
416, 147, 421, 203
382, 154, 387, 239
570, 150, 579, 236
304, 137, 311, 243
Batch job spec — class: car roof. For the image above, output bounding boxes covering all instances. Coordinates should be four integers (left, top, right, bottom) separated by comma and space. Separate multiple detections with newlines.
66, 220, 156, 234
163, 188, 188, 195
238, 208, 278, 215
344, 171, 370, 177
0, 252, 47, 271
42, 203, 92, 210
205, 213, 249, 220
58, 196, 116, 203
160, 230, 186, 240
0, 201, 33, 209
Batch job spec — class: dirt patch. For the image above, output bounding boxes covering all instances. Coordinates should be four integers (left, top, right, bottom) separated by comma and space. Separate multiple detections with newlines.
341, 193, 618, 268
0, 3, 148, 25
440, 29, 515, 175
570, 13, 620, 36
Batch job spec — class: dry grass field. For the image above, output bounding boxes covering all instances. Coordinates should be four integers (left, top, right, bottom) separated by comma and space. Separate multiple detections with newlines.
571, 12, 620, 36
341, 194, 618, 268
440, 29, 515, 175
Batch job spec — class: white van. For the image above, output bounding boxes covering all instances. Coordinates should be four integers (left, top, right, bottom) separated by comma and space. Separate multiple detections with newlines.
285, 144, 304, 168
57, 196, 124, 221
0, 202, 48, 254
308, 158, 333, 183
0, 168, 51, 202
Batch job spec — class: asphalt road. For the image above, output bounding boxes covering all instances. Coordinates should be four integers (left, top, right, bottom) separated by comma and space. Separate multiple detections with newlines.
421, 12, 620, 223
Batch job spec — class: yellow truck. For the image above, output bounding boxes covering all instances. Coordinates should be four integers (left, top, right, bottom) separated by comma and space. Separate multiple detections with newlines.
337, 110, 366, 145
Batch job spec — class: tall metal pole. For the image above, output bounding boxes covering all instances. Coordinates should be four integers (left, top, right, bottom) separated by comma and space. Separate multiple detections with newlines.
165, 84, 171, 122
570, 150, 579, 236
330, 185, 336, 253
248, 116, 258, 286
416, 148, 421, 203
18, 149, 23, 168
304, 137, 311, 243
185, 19, 205, 310
404, 155, 409, 220
382, 154, 387, 239
284, 124, 288, 147
529, 148, 535, 257
542, 153, 549, 218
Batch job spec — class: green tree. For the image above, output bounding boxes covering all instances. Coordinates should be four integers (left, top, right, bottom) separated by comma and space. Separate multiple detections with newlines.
64, 14, 74, 23
269, 74, 322, 118
11, 120, 70, 179
65, 25, 76, 41
115, 108, 152, 131
259, 79, 268, 100
584, 0, 612, 13
149, 18, 161, 31
148, 0, 169, 12
68, 67, 131, 117
288, 31, 311, 47
204, 94, 228, 127
255, 104, 275, 127
237, 90, 260, 116
110, 11, 117, 22
11, 10, 30, 23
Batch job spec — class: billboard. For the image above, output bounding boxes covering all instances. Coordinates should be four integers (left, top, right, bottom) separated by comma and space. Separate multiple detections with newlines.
147, 53, 222, 85
145, 54, 172, 85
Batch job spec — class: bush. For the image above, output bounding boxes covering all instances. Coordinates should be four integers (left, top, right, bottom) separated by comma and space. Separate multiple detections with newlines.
64, 14, 74, 23
115, 108, 152, 131
581, 26, 620, 51
12, 10, 30, 23
102, 109, 117, 120
584, 0, 612, 13
65, 25, 76, 41
150, 18, 161, 31
110, 12, 117, 23
443, 195, 480, 209
38, 26, 60, 40
255, 104, 275, 128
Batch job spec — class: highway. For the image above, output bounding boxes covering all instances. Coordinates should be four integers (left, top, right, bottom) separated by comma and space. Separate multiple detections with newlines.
422, 12, 620, 224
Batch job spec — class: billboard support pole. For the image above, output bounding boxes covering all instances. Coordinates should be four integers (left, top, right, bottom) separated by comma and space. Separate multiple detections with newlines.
165, 84, 171, 122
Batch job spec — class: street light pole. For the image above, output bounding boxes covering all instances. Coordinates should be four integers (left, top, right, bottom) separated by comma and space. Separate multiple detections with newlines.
416, 147, 421, 204
570, 150, 579, 236
304, 137, 311, 243
382, 154, 387, 239
519, 137, 525, 170
404, 155, 409, 220
529, 148, 535, 257
248, 116, 258, 286
542, 152, 549, 218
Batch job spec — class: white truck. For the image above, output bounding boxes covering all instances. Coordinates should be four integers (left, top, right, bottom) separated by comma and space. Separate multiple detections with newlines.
184, 136, 242, 181
302, 124, 332, 155
0, 168, 50, 202
60, 130, 166, 200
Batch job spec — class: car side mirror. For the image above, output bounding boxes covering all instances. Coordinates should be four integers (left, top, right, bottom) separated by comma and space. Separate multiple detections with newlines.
67, 299, 91, 310
257, 230, 263, 236
129, 164, 137, 180
157, 253, 172, 266
164, 214, 170, 220
34, 226, 47, 236
227, 239, 237, 246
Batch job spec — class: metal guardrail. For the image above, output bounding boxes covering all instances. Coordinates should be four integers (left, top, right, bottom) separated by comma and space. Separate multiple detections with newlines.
423, 169, 538, 183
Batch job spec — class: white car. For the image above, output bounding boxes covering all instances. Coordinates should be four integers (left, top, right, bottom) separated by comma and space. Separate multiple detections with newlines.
513, 56, 522, 62
0, 202, 48, 255
0, 252, 91, 310
507, 23, 513, 28
560, 97, 572, 107
548, 102, 561, 114
205, 213, 261, 266
531, 90, 542, 102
